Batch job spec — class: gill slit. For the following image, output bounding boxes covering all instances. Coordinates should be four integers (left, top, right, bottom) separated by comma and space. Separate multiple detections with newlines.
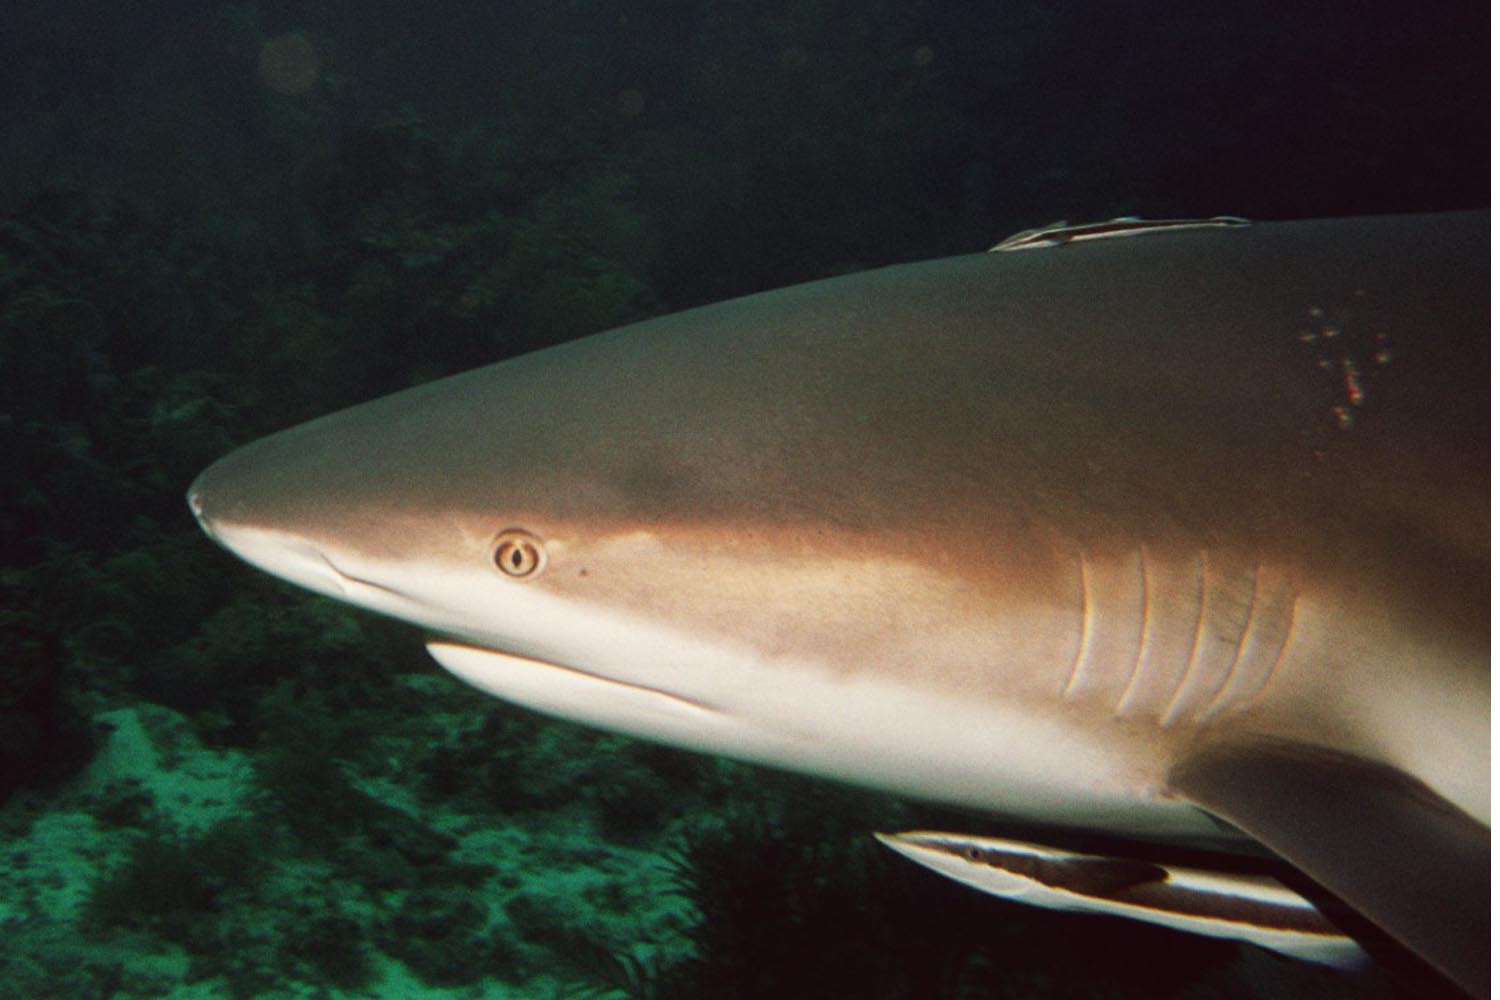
1160, 551, 1208, 727
1114, 545, 1152, 716
1062, 551, 1092, 699
1197, 561, 1262, 722
1246, 594, 1299, 712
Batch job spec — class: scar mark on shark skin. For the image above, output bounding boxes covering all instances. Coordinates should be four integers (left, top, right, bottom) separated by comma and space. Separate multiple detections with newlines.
1115, 545, 1152, 717
1160, 551, 1208, 727
1062, 552, 1092, 699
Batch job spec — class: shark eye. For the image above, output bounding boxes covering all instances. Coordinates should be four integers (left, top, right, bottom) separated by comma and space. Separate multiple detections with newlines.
492, 529, 545, 578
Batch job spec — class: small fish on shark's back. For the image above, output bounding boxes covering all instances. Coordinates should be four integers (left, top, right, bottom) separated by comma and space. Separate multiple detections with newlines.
188, 212, 1489, 997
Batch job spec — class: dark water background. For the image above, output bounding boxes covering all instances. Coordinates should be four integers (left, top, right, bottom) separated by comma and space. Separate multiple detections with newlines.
0, 2, 1486, 998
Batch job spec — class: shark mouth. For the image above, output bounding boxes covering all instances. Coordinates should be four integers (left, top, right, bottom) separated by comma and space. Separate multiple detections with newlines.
423, 637, 736, 742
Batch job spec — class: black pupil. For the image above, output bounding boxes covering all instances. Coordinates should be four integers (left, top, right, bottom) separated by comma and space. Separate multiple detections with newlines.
496, 535, 538, 575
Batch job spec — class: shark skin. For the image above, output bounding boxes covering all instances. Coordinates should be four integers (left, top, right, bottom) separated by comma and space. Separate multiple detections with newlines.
188, 213, 1489, 994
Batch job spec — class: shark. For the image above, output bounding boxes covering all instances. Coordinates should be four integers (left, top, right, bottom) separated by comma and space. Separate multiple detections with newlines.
187, 212, 1489, 995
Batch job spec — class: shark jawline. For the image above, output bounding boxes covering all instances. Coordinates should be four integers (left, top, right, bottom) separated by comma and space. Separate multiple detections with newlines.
423, 636, 722, 716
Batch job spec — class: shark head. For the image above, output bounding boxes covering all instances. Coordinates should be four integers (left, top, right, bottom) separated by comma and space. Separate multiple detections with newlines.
187, 266, 1167, 829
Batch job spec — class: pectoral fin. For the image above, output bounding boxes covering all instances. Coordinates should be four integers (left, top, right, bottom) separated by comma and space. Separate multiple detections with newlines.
1167, 740, 1489, 997
876, 830, 1363, 967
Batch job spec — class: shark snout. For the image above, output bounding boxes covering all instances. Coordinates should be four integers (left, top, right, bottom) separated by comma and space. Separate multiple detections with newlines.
186, 480, 215, 539
186, 454, 347, 599
185, 448, 250, 540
